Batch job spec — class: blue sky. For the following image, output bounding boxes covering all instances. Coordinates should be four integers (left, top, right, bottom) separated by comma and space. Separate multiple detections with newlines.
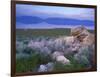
16, 4, 95, 29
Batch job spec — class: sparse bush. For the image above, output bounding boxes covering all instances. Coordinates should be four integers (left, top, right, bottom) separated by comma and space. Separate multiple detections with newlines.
16, 41, 27, 53
22, 47, 36, 54
74, 45, 94, 67
16, 53, 30, 59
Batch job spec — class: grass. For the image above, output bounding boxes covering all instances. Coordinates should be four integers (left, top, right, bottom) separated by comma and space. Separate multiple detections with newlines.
16, 28, 71, 38
16, 53, 52, 73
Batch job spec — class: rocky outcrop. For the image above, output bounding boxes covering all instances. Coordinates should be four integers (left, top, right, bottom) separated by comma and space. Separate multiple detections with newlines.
71, 26, 94, 46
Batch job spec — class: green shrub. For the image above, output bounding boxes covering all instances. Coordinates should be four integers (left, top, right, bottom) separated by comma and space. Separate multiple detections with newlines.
16, 52, 52, 73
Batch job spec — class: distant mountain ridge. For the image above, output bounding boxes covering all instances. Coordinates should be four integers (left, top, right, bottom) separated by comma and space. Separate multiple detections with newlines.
16, 16, 94, 27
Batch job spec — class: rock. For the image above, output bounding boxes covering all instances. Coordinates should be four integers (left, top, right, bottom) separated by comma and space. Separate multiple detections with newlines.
51, 51, 70, 65
71, 26, 86, 36
52, 51, 64, 60
56, 55, 70, 65
71, 26, 94, 46
38, 65, 47, 72
38, 62, 54, 72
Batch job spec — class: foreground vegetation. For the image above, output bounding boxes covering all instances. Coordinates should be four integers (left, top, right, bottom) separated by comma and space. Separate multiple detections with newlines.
16, 53, 86, 73
16, 28, 94, 73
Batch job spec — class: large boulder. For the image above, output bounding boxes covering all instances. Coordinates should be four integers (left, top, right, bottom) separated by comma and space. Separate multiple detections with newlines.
56, 55, 70, 65
52, 51, 64, 60
52, 51, 70, 65
71, 26, 94, 46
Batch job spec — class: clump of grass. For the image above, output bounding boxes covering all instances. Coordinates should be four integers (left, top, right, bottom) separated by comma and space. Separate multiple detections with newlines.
74, 45, 94, 67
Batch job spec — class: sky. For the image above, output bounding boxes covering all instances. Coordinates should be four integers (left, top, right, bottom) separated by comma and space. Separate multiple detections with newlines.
16, 4, 95, 29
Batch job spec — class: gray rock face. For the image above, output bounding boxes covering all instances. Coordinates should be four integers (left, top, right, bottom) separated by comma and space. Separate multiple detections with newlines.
38, 62, 54, 72
52, 51, 64, 60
